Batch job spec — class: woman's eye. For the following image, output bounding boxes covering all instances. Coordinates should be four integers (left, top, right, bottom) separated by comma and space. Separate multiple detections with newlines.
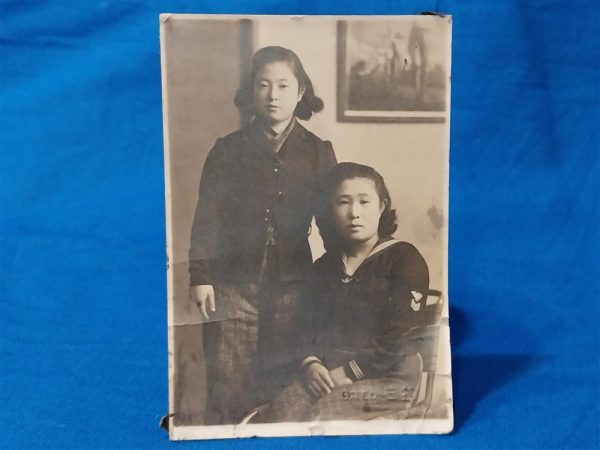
360, 200, 370, 205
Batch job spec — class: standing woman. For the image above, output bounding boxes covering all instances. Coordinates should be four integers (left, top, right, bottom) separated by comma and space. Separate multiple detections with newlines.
189, 46, 336, 424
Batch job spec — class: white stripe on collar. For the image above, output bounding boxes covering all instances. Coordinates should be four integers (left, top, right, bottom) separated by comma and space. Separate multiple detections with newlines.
341, 239, 401, 276
368, 239, 401, 257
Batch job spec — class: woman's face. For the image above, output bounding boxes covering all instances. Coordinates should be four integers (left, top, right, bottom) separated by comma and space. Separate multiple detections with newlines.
253, 61, 304, 127
331, 177, 385, 245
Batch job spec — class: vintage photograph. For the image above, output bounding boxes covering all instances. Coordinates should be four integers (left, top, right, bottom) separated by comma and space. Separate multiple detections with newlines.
160, 14, 452, 440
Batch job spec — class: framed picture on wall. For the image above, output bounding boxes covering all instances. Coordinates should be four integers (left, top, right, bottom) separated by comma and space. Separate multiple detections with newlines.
160, 13, 453, 441
337, 18, 450, 123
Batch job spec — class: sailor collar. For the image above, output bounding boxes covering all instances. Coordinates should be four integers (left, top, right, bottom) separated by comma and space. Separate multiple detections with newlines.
340, 239, 400, 283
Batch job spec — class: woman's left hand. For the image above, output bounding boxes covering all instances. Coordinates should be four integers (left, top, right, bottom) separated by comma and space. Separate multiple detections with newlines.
304, 363, 335, 397
329, 366, 353, 387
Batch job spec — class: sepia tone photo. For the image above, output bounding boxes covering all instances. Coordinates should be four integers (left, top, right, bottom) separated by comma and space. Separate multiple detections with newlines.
160, 14, 453, 440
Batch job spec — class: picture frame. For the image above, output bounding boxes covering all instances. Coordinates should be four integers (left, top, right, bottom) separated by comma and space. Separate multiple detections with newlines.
337, 18, 450, 123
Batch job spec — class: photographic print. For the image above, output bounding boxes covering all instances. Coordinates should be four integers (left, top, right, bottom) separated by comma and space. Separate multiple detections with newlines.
160, 14, 452, 440
337, 18, 450, 122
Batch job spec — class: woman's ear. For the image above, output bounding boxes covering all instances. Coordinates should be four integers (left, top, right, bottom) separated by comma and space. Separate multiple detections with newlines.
379, 198, 387, 215
297, 85, 306, 102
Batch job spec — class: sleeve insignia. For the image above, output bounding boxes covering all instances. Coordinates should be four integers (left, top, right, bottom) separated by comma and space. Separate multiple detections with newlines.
410, 290, 423, 311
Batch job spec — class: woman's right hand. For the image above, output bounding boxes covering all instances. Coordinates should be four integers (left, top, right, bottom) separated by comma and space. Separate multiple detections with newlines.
303, 363, 334, 398
190, 285, 215, 319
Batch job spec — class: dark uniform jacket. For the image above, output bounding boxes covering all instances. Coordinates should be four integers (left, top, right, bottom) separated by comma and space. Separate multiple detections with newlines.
301, 239, 431, 381
189, 120, 337, 286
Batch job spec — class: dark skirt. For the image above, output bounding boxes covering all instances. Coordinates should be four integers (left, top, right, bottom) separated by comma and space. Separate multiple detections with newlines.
258, 354, 423, 423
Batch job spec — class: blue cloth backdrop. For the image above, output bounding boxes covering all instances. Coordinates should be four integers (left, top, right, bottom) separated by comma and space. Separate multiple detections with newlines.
1, 0, 598, 448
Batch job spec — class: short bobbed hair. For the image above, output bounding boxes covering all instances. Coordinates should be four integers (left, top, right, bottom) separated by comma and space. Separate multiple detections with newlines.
234, 46, 324, 120
315, 162, 398, 252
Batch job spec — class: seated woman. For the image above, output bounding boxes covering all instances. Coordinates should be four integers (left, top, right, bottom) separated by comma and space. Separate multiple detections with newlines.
255, 162, 432, 423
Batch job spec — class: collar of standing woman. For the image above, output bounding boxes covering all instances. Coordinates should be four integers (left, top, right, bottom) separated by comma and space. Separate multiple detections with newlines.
252, 116, 296, 154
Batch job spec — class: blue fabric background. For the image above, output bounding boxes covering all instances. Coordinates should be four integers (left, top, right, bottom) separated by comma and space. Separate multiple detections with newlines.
1, 1, 598, 448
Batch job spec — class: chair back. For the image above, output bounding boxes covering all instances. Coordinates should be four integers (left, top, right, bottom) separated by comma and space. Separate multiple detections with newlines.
405, 289, 444, 409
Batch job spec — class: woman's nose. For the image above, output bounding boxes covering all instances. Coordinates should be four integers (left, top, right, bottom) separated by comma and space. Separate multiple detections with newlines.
269, 86, 279, 100
350, 202, 360, 218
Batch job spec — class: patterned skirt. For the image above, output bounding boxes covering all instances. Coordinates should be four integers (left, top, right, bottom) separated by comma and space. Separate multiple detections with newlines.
202, 278, 304, 425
